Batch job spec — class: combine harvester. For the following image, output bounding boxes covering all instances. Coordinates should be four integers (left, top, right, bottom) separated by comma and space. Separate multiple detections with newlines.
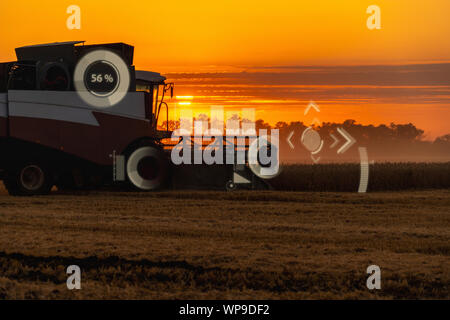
0, 42, 275, 195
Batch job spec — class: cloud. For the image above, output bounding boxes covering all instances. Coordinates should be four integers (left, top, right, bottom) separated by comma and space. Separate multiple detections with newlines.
166, 63, 450, 105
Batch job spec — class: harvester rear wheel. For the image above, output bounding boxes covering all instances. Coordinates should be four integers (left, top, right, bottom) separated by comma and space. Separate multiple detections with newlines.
4, 160, 53, 196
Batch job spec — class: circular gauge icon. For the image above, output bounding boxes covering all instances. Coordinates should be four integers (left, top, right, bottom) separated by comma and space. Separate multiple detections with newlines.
83, 60, 119, 97
73, 49, 130, 108
301, 127, 323, 155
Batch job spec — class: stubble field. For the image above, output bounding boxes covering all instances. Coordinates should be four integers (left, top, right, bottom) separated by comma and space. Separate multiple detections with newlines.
0, 186, 448, 299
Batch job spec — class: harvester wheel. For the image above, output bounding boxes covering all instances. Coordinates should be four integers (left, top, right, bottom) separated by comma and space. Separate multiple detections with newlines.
4, 160, 53, 196
126, 145, 168, 191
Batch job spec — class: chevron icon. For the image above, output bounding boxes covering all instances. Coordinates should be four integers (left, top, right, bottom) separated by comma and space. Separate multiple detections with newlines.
304, 101, 320, 115
336, 127, 356, 154
330, 133, 340, 149
286, 131, 295, 149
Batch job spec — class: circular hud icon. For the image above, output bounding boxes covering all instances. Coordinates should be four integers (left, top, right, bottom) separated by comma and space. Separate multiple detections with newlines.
74, 49, 130, 107
301, 127, 323, 155
84, 60, 119, 96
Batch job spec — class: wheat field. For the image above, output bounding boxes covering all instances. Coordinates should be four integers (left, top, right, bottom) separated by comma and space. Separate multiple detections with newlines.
0, 185, 448, 299
271, 162, 450, 191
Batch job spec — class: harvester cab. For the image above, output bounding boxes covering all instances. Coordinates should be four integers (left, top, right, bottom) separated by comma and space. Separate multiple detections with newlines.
135, 70, 174, 137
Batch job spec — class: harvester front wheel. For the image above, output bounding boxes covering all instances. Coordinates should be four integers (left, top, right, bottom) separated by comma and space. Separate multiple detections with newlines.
126, 145, 168, 191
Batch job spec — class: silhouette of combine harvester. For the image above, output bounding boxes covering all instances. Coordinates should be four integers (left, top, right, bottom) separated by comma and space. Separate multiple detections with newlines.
0, 41, 273, 195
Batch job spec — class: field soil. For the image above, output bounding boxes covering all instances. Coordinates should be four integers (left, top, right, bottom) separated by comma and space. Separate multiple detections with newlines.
0, 186, 448, 299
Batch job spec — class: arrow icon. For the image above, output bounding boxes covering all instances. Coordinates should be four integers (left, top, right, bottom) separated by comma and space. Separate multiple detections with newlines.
304, 101, 320, 115
311, 154, 320, 163
311, 117, 321, 126
336, 127, 356, 154
287, 131, 295, 149
329, 133, 340, 149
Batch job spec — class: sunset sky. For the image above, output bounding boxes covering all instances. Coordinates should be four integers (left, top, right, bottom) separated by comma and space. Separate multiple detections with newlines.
1, 0, 449, 139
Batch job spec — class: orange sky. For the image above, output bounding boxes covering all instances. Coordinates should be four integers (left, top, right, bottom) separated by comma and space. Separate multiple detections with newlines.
1, 0, 450, 66
1, 0, 449, 138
